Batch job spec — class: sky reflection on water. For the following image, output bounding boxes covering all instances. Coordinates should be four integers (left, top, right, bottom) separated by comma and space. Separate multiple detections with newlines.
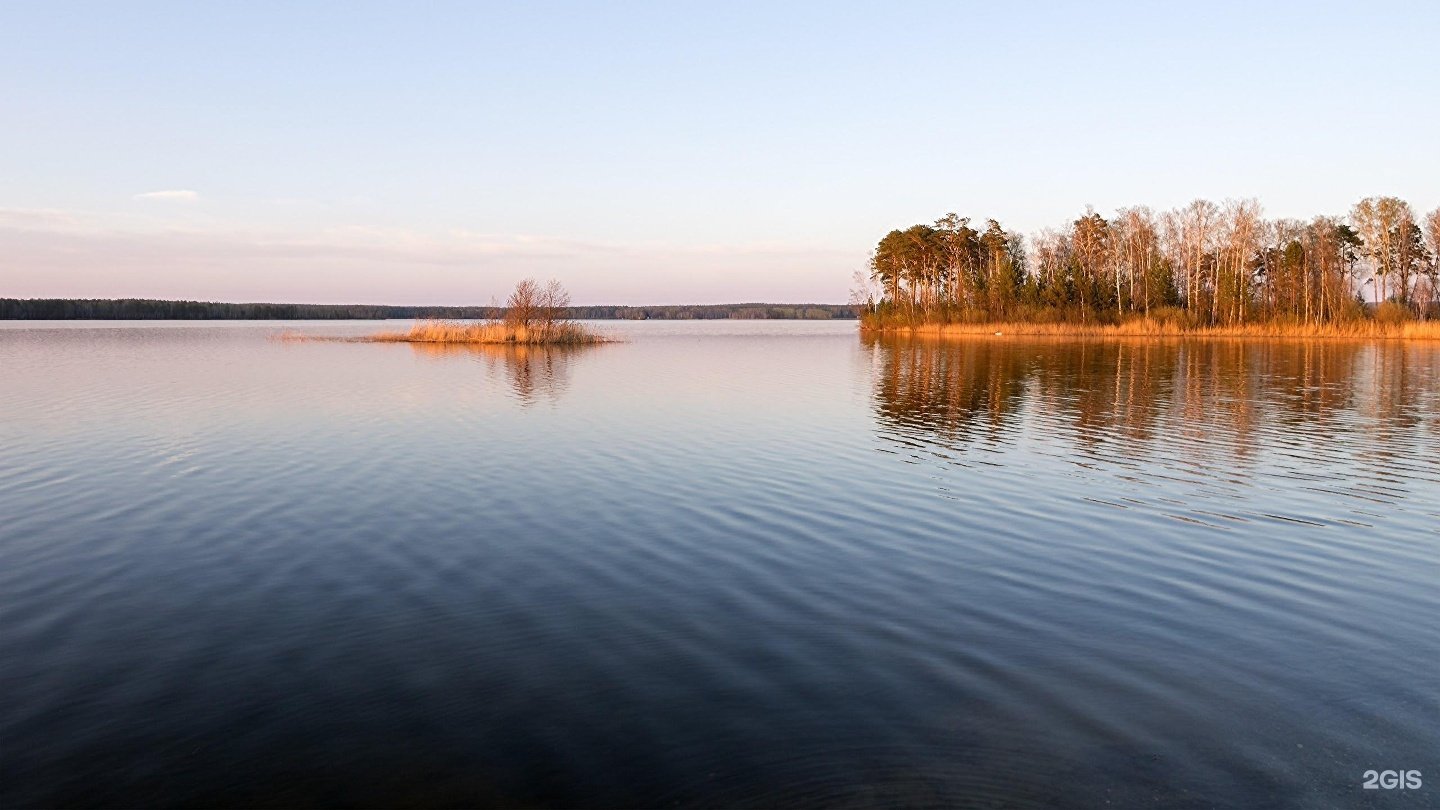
1, 321, 1437, 808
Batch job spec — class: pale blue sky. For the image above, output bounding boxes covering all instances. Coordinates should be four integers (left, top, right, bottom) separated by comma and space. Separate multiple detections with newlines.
3, 1, 1436, 304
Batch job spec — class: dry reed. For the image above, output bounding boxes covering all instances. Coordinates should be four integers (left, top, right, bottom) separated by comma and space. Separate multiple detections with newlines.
365, 319, 609, 345
863, 319, 1440, 341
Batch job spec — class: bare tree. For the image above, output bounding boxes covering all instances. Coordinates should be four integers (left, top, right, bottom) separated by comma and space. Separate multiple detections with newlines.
537, 278, 572, 339
1176, 200, 1220, 320
1351, 196, 1416, 306
1217, 199, 1262, 324
1030, 227, 1071, 309
1115, 207, 1159, 315
849, 270, 878, 313
505, 278, 542, 330
1423, 209, 1440, 317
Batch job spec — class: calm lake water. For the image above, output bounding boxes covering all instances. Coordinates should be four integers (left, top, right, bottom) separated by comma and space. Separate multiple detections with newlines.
2, 321, 1438, 808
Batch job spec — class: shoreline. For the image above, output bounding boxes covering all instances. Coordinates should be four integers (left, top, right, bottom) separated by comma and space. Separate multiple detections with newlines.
859, 319, 1440, 341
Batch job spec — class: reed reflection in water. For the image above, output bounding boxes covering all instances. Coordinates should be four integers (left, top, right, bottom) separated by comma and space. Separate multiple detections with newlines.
406, 341, 599, 406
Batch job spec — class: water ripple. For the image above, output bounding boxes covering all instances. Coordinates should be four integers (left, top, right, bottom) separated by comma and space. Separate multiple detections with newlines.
0, 324, 1437, 807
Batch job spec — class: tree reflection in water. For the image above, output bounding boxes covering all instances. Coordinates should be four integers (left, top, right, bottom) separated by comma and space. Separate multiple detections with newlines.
407, 342, 596, 406
864, 334, 1440, 477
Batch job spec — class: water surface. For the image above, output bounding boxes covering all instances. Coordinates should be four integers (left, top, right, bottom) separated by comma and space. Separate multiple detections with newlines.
2, 321, 1437, 808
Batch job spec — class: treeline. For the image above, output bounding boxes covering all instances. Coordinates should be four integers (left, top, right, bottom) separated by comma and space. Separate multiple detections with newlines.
0, 299, 855, 321
860, 197, 1440, 328
0, 299, 406, 320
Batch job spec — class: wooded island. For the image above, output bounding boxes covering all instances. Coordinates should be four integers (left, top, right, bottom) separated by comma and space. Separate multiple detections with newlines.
858, 196, 1440, 337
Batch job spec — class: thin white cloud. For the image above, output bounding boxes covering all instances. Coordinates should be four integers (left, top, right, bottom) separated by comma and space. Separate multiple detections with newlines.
0, 208, 78, 227
133, 189, 199, 203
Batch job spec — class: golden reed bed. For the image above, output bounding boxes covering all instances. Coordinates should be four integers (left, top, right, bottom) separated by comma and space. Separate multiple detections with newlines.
364, 320, 609, 345
273, 320, 612, 347
863, 319, 1440, 341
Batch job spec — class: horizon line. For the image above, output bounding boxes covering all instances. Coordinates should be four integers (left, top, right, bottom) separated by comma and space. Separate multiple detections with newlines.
0, 296, 854, 308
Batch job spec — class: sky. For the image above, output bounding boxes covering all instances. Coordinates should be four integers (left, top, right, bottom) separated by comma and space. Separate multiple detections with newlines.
2, 1, 1437, 305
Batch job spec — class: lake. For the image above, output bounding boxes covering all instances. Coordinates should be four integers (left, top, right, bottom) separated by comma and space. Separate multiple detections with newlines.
2, 321, 1437, 808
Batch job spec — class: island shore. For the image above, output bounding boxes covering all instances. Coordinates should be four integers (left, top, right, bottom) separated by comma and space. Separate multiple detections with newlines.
861, 318, 1440, 340
363, 319, 609, 345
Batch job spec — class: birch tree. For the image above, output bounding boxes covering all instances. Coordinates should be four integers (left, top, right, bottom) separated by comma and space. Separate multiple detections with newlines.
1423, 209, 1440, 316
1351, 196, 1414, 305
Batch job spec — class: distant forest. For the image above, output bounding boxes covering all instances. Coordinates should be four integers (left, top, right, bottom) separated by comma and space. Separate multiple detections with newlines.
861, 196, 1440, 327
0, 299, 855, 321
